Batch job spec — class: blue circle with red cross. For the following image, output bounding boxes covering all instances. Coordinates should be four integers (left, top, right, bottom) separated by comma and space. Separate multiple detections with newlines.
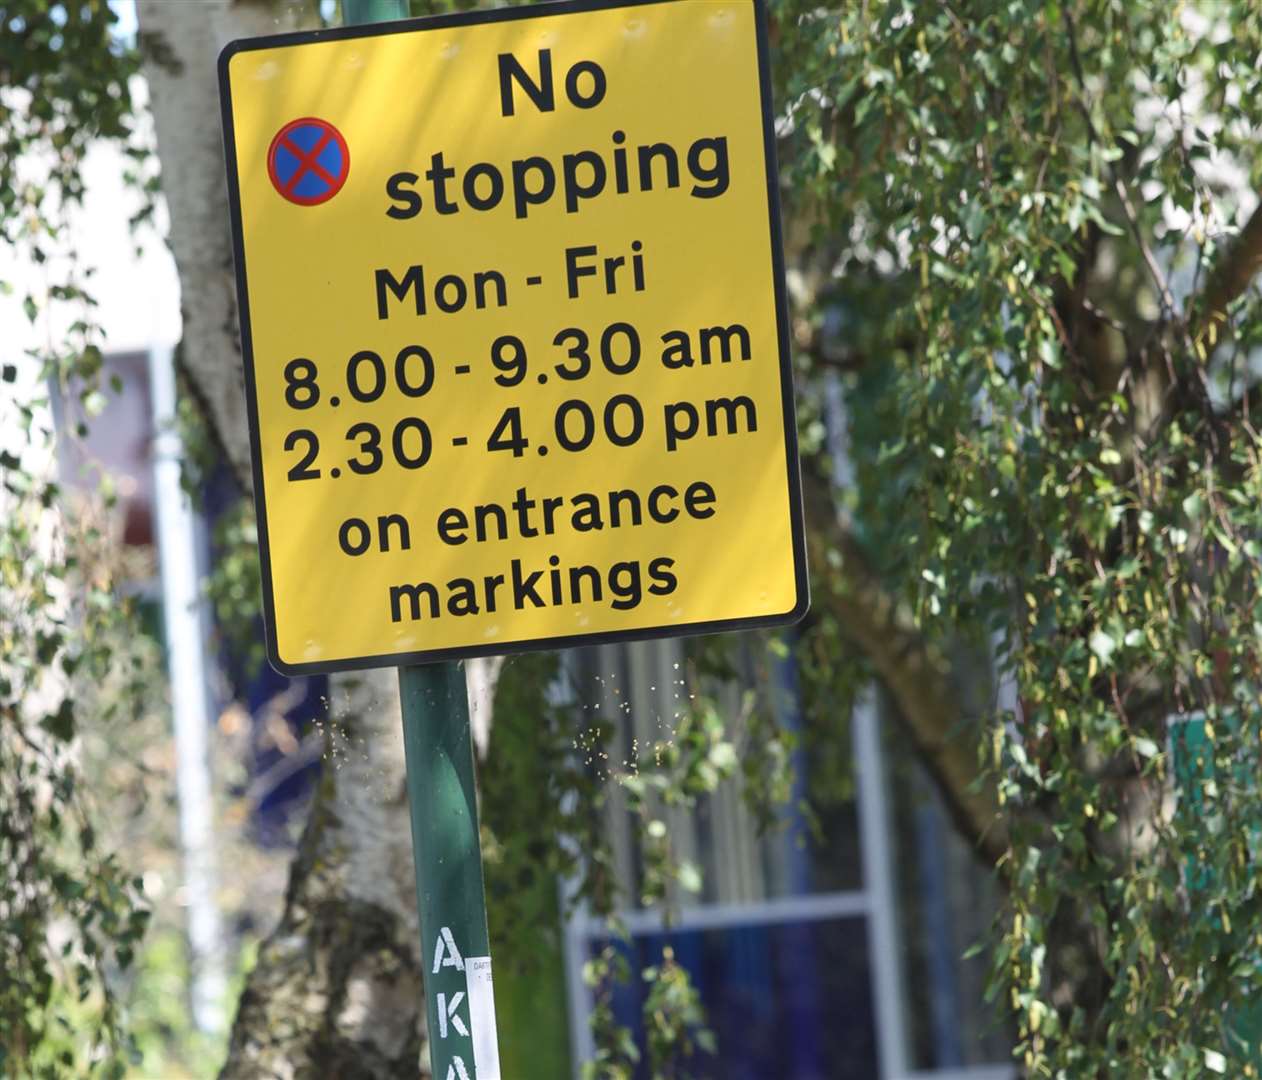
267, 118, 350, 206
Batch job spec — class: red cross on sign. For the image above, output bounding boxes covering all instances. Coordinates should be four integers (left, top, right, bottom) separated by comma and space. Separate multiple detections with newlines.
266, 117, 350, 206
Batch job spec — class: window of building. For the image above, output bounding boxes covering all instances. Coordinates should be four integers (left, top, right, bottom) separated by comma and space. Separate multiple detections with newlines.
560, 638, 1013, 1078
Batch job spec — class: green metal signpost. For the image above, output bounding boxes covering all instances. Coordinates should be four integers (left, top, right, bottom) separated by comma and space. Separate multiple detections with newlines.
338, 9, 500, 1079
397, 662, 498, 1079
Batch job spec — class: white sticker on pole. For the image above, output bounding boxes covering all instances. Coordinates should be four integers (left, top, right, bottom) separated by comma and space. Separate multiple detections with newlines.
466, 956, 501, 1080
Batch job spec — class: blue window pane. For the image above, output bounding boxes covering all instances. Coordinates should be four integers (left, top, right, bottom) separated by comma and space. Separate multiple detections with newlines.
888, 739, 1013, 1068
598, 917, 877, 1079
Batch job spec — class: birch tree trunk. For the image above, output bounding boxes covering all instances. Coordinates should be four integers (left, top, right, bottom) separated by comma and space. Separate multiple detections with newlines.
219, 671, 427, 1079
136, 0, 276, 493
136, 4, 429, 1075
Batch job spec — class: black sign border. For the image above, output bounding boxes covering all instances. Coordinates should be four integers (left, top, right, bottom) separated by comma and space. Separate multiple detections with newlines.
218, 0, 809, 677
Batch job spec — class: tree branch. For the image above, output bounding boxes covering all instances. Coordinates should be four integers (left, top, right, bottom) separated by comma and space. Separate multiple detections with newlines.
1193, 199, 1262, 349
137, 2, 254, 493
803, 470, 1008, 868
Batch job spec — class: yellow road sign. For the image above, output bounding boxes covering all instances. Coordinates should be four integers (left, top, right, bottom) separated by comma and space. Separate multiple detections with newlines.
219, 0, 807, 674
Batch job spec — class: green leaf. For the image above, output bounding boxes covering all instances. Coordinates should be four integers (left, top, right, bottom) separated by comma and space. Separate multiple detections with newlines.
41, 699, 75, 742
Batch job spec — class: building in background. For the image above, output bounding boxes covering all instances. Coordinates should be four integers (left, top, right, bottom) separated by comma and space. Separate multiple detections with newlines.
557, 633, 1013, 1080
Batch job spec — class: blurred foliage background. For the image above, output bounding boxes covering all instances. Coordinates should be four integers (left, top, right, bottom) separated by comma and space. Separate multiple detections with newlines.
7, 0, 1262, 1077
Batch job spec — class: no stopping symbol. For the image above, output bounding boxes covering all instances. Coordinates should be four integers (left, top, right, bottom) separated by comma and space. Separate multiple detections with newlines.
267, 117, 350, 206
